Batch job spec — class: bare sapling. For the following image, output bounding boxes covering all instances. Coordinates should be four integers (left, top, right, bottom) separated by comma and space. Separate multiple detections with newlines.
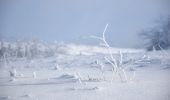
33, 72, 37, 79
99, 62, 105, 80
91, 24, 135, 82
3, 53, 7, 68
75, 72, 83, 84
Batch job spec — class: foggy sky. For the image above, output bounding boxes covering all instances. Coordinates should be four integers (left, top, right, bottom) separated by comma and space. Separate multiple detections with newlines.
0, 0, 167, 48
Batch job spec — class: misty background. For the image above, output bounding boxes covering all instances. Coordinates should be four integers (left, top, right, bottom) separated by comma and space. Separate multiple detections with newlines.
0, 0, 168, 48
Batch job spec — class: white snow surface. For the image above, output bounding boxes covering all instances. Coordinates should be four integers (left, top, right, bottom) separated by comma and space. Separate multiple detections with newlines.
0, 43, 170, 100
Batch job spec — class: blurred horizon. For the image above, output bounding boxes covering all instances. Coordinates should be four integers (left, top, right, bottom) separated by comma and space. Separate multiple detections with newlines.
0, 0, 168, 48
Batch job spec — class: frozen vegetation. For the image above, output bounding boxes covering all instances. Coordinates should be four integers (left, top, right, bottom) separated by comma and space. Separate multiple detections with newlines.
0, 39, 170, 100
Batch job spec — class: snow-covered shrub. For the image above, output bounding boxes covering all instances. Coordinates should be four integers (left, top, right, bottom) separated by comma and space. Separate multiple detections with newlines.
54, 64, 61, 71
29, 40, 38, 58
9, 69, 17, 77
55, 44, 69, 55
91, 59, 106, 80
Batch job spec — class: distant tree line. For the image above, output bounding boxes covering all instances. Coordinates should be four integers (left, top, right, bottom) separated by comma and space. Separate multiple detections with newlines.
0, 40, 68, 60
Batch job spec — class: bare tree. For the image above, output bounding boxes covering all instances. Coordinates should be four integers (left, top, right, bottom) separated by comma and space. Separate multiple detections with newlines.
140, 17, 170, 51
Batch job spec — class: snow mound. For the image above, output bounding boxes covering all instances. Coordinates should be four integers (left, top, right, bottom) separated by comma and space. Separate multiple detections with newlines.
52, 73, 80, 83
71, 86, 103, 91
58, 74, 78, 79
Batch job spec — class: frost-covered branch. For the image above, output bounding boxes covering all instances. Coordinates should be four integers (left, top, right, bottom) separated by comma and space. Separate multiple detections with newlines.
91, 24, 130, 82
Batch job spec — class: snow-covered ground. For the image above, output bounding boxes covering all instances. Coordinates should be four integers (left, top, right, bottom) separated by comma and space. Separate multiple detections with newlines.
0, 43, 170, 100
